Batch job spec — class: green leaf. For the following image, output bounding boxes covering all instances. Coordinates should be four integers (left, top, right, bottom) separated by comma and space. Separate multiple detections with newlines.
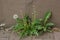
13, 24, 24, 32
32, 19, 41, 26
35, 25, 43, 30
31, 29, 38, 36
43, 27, 47, 32
18, 31, 26, 37
44, 10, 52, 24
46, 22, 54, 27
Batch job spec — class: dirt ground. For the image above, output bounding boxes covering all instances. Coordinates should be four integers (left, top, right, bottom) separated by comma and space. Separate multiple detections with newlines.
0, 30, 60, 40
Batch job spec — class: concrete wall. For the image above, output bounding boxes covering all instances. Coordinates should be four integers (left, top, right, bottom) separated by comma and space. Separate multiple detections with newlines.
0, 0, 60, 27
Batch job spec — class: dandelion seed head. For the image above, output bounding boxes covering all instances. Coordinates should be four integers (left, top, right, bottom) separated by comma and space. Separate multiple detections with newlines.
13, 14, 18, 19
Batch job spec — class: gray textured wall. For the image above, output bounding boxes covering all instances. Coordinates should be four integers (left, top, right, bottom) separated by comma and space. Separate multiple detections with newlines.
0, 0, 60, 27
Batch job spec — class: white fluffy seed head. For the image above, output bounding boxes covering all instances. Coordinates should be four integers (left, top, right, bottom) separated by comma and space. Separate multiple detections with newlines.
13, 14, 18, 19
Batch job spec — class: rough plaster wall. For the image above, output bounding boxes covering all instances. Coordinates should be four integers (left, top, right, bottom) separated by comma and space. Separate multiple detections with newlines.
0, 0, 3, 23
0, 0, 60, 27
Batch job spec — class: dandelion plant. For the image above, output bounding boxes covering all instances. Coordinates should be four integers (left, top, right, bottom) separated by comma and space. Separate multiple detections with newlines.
13, 11, 55, 38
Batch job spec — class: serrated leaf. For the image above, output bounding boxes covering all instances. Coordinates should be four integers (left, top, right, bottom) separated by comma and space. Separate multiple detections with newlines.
13, 24, 24, 32
46, 22, 54, 27
35, 25, 43, 30
44, 11, 52, 24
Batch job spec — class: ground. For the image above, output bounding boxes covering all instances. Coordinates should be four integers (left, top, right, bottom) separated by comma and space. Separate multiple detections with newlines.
0, 30, 60, 40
